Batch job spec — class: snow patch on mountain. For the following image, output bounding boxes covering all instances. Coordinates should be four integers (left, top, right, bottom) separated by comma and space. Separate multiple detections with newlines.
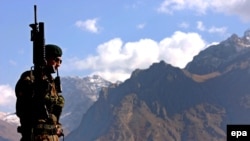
59, 75, 113, 134
0, 112, 19, 125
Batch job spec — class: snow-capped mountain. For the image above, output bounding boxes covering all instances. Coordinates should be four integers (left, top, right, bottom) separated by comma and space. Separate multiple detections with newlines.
0, 112, 19, 125
0, 112, 21, 141
60, 75, 112, 134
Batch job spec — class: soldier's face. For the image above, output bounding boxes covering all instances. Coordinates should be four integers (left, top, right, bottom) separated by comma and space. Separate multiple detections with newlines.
47, 56, 62, 70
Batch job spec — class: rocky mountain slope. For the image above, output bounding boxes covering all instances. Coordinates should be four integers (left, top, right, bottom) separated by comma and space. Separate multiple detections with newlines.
56, 75, 112, 134
66, 30, 250, 141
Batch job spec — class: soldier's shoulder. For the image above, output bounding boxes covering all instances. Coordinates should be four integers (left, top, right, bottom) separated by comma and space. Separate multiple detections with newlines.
20, 70, 33, 81
15, 70, 33, 93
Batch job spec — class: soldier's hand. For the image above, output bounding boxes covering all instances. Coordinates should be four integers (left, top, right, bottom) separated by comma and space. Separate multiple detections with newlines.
56, 124, 64, 137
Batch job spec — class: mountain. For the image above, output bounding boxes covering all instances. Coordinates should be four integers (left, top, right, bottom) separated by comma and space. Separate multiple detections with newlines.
0, 114, 20, 141
185, 30, 250, 74
66, 30, 250, 141
58, 75, 112, 134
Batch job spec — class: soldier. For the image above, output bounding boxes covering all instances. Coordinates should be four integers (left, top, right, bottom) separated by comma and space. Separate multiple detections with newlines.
15, 44, 64, 141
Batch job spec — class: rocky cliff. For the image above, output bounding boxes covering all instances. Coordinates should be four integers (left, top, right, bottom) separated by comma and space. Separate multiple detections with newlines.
66, 30, 250, 141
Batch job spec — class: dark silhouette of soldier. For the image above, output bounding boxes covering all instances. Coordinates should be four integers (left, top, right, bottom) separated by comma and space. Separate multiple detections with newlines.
15, 44, 64, 141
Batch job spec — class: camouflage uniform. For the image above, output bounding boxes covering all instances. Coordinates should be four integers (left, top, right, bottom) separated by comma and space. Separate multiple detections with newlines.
15, 70, 64, 141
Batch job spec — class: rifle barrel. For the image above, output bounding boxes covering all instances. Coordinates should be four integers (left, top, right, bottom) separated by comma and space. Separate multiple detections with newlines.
34, 5, 37, 24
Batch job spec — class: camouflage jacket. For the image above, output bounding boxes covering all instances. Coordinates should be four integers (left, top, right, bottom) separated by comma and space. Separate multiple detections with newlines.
15, 70, 64, 130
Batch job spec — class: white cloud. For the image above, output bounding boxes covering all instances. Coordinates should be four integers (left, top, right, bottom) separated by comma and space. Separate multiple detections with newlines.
64, 31, 206, 82
159, 31, 206, 68
0, 85, 16, 112
75, 18, 100, 33
157, 0, 209, 14
196, 21, 227, 35
208, 26, 227, 34
158, 0, 250, 22
179, 22, 189, 29
206, 42, 219, 47
137, 23, 146, 29
210, 0, 250, 22
197, 21, 206, 31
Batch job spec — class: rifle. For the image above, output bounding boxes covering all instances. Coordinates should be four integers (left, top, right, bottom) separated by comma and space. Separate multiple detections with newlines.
29, 5, 51, 121
30, 5, 46, 75
30, 3, 63, 115
29, 5, 62, 93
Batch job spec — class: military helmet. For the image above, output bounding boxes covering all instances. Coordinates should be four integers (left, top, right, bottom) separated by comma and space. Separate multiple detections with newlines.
45, 44, 62, 58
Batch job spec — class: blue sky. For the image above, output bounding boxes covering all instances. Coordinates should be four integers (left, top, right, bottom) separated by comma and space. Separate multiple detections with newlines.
1, 0, 250, 112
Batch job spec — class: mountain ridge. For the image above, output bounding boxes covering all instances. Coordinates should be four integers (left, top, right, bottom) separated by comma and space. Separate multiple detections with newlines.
59, 74, 112, 133
66, 30, 250, 141
185, 29, 250, 74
